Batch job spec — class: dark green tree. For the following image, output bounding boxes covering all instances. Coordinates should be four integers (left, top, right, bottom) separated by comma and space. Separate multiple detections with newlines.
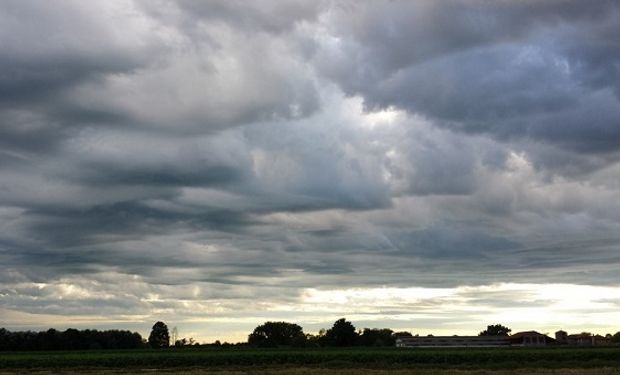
479, 324, 512, 336
359, 328, 395, 346
393, 331, 413, 338
248, 321, 306, 347
324, 318, 359, 346
148, 321, 170, 348
0, 327, 143, 351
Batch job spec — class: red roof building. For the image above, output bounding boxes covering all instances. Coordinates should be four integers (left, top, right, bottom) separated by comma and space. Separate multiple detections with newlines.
508, 331, 554, 346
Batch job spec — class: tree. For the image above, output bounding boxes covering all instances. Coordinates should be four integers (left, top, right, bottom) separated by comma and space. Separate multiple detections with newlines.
174, 337, 196, 347
306, 328, 329, 347
393, 331, 413, 338
324, 318, 359, 347
359, 328, 395, 347
479, 324, 511, 336
0, 327, 144, 351
148, 321, 170, 348
248, 321, 306, 347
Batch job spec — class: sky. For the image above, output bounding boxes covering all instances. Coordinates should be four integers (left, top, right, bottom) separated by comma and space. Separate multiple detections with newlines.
1, 0, 620, 343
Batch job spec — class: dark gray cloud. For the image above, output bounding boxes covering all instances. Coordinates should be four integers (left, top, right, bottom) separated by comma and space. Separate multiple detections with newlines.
315, 1, 620, 155
163, 0, 324, 34
0, 2, 155, 102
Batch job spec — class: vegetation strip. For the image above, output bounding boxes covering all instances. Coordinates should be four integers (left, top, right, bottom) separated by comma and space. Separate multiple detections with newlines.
2, 347, 620, 370
3, 369, 620, 375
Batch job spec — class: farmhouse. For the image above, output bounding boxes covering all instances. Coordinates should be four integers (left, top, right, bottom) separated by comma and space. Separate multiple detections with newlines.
508, 331, 553, 346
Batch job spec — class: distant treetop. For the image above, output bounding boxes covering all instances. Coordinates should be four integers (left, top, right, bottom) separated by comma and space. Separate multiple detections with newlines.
479, 324, 512, 336
248, 321, 306, 347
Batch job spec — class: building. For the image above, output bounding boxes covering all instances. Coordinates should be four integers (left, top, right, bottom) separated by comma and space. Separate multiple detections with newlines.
396, 331, 555, 348
508, 331, 553, 346
566, 333, 611, 346
396, 329, 617, 348
396, 335, 510, 348
555, 330, 612, 346
555, 330, 568, 343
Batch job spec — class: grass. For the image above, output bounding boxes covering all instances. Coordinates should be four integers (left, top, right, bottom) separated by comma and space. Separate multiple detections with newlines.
1, 347, 620, 373
2, 368, 620, 375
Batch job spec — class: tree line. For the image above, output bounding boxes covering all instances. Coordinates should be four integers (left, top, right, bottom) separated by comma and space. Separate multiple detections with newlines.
0, 327, 143, 351
247, 318, 406, 348
0, 319, 403, 351
3, 321, 620, 351
147, 319, 406, 349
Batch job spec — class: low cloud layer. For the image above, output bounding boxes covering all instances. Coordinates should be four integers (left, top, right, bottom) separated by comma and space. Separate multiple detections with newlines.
1, 0, 620, 340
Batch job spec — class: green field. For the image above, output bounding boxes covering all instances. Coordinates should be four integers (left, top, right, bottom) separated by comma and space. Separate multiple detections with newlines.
2, 369, 620, 375
1, 347, 620, 372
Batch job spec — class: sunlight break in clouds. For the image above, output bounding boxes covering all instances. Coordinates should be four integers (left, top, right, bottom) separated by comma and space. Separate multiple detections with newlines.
4, 281, 620, 343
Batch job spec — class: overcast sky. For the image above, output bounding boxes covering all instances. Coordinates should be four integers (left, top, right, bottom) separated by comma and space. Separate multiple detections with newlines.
2, 0, 620, 342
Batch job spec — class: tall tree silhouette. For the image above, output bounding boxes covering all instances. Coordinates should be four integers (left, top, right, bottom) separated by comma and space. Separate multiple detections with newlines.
325, 318, 358, 346
148, 321, 170, 348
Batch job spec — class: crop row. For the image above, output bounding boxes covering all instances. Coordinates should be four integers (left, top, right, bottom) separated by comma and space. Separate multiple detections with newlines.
1, 347, 620, 369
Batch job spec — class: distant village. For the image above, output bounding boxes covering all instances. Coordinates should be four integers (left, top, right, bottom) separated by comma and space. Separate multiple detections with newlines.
396, 330, 614, 348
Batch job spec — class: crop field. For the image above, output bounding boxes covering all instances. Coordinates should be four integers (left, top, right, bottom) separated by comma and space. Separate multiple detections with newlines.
1, 347, 620, 373
2, 369, 620, 375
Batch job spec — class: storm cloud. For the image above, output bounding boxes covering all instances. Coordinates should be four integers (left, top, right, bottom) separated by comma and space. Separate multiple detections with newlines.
1, 0, 620, 341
